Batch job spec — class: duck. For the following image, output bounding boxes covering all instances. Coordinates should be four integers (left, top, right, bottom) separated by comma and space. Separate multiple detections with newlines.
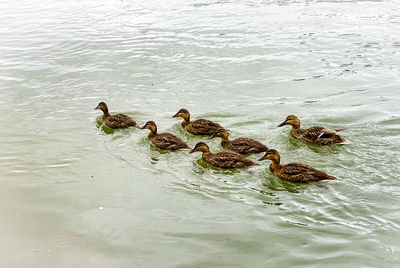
278, 115, 350, 146
173, 108, 223, 135
95, 102, 139, 129
189, 142, 259, 169
209, 128, 269, 154
259, 149, 336, 182
141, 121, 191, 150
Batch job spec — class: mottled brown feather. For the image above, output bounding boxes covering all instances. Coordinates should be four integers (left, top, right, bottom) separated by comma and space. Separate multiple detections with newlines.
222, 137, 269, 154
274, 162, 336, 182
261, 149, 336, 183
292, 126, 346, 146
279, 115, 348, 146
104, 114, 139, 129
96, 102, 139, 129
149, 133, 191, 150
202, 152, 259, 169
183, 119, 223, 135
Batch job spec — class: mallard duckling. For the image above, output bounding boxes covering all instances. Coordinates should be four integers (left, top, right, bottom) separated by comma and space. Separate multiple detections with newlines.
209, 128, 269, 154
173, 108, 223, 135
259, 149, 336, 182
189, 142, 259, 169
278, 115, 350, 146
95, 102, 139, 129
141, 121, 191, 150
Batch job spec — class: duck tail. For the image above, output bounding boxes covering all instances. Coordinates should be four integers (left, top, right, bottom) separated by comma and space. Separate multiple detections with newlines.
128, 122, 140, 129
339, 139, 352, 144
326, 175, 337, 180
334, 128, 345, 132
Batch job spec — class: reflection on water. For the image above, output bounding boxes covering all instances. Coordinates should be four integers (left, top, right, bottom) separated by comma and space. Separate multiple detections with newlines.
0, 0, 400, 267
96, 117, 115, 134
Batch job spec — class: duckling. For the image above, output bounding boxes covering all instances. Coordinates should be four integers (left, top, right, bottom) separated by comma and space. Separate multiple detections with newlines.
173, 108, 223, 135
259, 149, 336, 182
141, 121, 191, 150
278, 115, 350, 146
189, 142, 259, 169
95, 102, 139, 129
209, 128, 269, 154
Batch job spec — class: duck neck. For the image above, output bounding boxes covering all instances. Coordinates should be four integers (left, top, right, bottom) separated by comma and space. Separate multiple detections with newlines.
182, 115, 190, 126
220, 135, 230, 144
102, 108, 110, 119
148, 127, 157, 138
269, 158, 281, 173
201, 150, 211, 158
290, 123, 300, 134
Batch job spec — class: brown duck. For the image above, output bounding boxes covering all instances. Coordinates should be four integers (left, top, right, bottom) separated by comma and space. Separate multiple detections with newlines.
189, 142, 259, 169
259, 149, 336, 182
95, 102, 139, 129
209, 128, 268, 154
141, 121, 191, 150
173, 108, 223, 135
278, 115, 350, 146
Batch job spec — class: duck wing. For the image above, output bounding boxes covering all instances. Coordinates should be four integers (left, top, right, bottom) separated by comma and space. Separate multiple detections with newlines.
230, 138, 268, 154
106, 114, 138, 129
300, 126, 327, 141
151, 133, 190, 150
186, 119, 222, 135
279, 162, 336, 182
205, 152, 258, 168
317, 128, 341, 138
300, 126, 345, 145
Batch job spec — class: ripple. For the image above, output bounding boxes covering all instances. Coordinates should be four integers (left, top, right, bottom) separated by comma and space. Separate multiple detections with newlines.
1, 0, 400, 266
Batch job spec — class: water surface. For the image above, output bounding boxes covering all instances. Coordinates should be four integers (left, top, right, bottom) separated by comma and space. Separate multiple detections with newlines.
1, 0, 400, 267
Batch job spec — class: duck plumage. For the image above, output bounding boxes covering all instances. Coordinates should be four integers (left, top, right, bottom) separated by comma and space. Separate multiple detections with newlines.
95, 102, 139, 129
190, 142, 258, 169
141, 121, 191, 150
259, 149, 336, 182
173, 108, 223, 135
209, 128, 268, 154
278, 115, 349, 146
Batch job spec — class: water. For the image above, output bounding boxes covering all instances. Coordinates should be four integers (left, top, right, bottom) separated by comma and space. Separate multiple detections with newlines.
1, 0, 400, 266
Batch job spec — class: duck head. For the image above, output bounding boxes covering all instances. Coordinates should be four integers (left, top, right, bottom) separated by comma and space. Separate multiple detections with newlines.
258, 149, 280, 163
141, 121, 157, 134
95, 102, 109, 114
173, 108, 190, 122
189, 142, 210, 154
278, 115, 300, 128
208, 128, 228, 140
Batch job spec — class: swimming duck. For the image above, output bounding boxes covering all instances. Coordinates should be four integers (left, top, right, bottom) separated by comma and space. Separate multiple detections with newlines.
209, 128, 269, 154
95, 102, 139, 129
278, 115, 350, 146
189, 142, 259, 169
173, 108, 223, 135
141, 121, 191, 150
259, 149, 336, 182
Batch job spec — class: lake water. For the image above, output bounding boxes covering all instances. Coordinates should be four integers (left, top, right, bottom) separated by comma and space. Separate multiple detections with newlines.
1, 0, 400, 267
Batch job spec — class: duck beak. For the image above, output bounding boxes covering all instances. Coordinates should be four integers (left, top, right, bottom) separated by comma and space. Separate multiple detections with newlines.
140, 125, 146, 129
172, 112, 179, 118
189, 148, 197, 154
277, 121, 286, 127
258, 154, 267, 161
94, 106, 100, 110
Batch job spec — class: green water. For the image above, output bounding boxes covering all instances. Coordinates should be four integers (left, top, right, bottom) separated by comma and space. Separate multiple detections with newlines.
1, 0, 400, 267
